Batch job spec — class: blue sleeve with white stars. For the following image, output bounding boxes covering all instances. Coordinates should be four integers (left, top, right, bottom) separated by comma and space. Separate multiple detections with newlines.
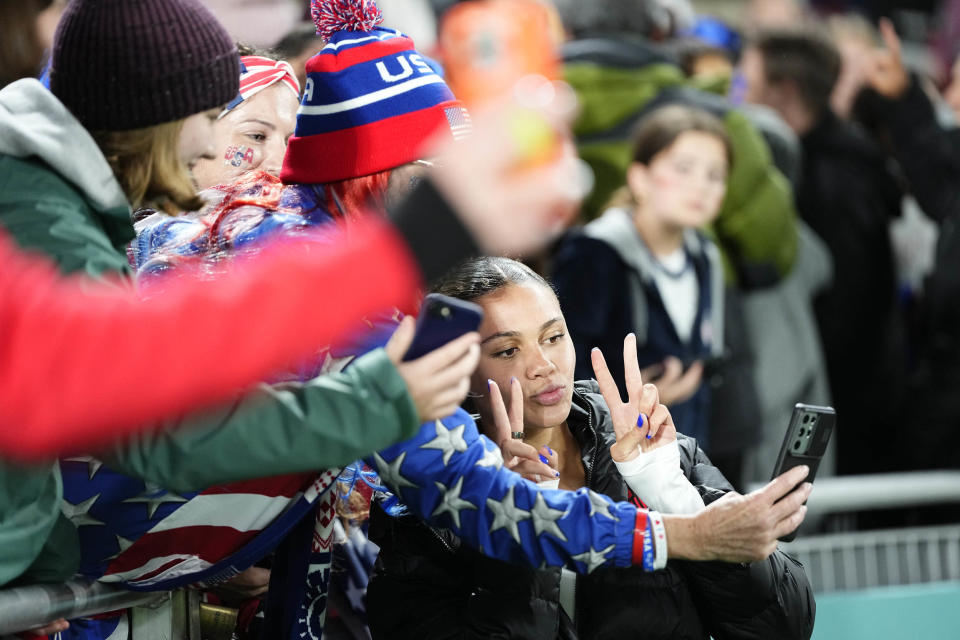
366, 410, 645, 574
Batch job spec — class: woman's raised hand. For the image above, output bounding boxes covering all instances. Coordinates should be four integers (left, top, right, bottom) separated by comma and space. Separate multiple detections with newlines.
489, 377, 559, 482
385, 316, 481, 422
591, 334, 678, 463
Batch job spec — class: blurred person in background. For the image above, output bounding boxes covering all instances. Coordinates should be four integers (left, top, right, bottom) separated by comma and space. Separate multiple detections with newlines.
368, 256, 815, 640
553, 106, 732, 453
553, 0, 809, 487
741, 28, 906, 476
272, 22, 326, 91
857, 19, 960, 473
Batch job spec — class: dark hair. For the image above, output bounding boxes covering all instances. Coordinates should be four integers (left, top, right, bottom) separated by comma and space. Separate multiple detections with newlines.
552, 0, 670, 39
630, 104, 732, 167
272, 23, 323, 60
0, 0, 49, 88
432, 256, 553, 301
236, 42, 276, 58
750, 29, 841, 117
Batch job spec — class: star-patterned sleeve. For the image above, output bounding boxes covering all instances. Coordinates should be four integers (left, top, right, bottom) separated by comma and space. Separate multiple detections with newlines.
365, 409, 650, 573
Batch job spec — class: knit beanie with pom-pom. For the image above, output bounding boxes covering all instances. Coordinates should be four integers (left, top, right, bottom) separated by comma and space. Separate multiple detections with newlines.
280, 0, 469, 185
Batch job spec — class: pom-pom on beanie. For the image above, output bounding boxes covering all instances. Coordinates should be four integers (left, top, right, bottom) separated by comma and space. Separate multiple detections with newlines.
281, 0, 470, 185
50, 0, 239, 131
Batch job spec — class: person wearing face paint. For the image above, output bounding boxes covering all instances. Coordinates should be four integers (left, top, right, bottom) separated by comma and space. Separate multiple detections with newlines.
366, 256, 815, 640
191, 48, 301, 191
553, 105, 732, 455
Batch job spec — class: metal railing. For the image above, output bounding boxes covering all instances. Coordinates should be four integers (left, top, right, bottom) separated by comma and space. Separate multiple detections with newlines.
0, 581, 169, 636
1, 471, 958, 634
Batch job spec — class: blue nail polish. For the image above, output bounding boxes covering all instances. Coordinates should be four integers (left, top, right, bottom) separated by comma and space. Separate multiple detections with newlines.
547, 446, 554, 455
555, 471, 560, 477
636, 414, 644, 429
487, 379, 493, 388
539, 454, 549, 464
646, 434, 652, 440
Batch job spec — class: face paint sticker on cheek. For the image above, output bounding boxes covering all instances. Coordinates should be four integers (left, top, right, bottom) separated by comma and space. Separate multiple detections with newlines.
223, 145, 257, 169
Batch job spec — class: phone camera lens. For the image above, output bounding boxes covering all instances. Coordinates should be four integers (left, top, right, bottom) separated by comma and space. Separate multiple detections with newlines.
803, 414, 810, 424
798, 427, 806, 437
793, 441, 801, 451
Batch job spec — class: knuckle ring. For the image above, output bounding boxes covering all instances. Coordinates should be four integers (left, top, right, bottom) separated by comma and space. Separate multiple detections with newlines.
511, 431, 525, 440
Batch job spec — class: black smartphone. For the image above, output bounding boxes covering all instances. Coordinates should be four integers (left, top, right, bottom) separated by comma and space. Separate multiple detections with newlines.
769, 403, 836, 542
402, 293, 484, 362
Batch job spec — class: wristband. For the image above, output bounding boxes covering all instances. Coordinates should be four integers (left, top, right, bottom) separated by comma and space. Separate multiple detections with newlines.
649, 510, 667, 570
631, 510, 655, 571
631, 510, 648, 566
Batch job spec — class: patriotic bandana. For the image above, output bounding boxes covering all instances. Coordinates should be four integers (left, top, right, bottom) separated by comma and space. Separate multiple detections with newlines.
280, 0, 471, 185
219, 55, 301, 119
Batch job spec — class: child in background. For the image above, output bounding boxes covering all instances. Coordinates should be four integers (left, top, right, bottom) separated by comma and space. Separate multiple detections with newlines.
553, 105, 731, 451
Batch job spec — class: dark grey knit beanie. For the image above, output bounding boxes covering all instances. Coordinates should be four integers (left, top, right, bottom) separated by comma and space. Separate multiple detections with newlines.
50, 0, 239, 131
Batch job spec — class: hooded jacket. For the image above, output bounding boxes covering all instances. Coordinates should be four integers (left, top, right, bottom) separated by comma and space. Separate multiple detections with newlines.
367, 380, 816, 640
552, 207, 724, 447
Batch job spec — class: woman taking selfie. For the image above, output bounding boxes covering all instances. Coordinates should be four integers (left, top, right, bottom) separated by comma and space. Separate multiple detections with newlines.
367, 257, 815, 640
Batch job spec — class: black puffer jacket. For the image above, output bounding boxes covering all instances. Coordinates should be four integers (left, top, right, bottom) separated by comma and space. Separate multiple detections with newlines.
367, 381, 815, 640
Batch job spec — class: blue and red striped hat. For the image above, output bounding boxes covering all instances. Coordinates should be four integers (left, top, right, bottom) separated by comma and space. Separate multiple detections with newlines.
281, 0, 470, 185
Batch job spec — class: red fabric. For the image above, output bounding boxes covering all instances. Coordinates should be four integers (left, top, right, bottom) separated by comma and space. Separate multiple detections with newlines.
0, 221, 421, 460
631, 509, 649, 566
304, 35, 411, 72
280, 102, 459, 184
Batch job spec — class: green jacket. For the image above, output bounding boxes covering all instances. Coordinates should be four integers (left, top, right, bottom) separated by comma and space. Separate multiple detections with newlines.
0, 79, 420, 586
563, 36, 799, 287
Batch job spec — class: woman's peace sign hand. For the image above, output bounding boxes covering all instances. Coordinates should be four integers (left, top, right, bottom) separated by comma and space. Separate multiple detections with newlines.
591, 334, 678, 463
488, 378, 559, 482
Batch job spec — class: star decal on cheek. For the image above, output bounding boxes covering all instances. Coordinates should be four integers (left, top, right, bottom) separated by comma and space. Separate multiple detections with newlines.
421, 420, 468, 465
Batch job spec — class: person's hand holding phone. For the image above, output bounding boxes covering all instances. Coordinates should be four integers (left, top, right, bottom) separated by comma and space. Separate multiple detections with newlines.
592, 334, 678, 463
385, 316, 481, 422
489, 377, 559, 482
666, 465, 812, 563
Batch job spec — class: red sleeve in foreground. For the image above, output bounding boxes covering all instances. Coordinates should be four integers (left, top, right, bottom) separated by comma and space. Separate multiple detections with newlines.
0, 220, 421, 459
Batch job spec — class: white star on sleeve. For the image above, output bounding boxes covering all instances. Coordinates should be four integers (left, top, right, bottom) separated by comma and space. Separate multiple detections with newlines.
587, 489, 618, 521
475, 442, 503, 469
61, 494, 104, 527
421, 420, 468, 465
372, 451, 418, 495
530, 493, 568, 542
431, 477, 477, 529
572, 544, 616, 573
486, 486, 531, 544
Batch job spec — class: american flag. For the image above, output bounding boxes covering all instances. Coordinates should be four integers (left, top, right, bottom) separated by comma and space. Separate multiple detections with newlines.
60, 459, 341, 638
445, 106, 473, 141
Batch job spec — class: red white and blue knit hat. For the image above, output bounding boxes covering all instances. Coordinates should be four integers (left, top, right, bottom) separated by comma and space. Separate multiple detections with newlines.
280, 0, 470, 185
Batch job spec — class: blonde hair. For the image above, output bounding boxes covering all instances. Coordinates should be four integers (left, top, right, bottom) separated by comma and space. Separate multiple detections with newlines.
92, 120, 203, 214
